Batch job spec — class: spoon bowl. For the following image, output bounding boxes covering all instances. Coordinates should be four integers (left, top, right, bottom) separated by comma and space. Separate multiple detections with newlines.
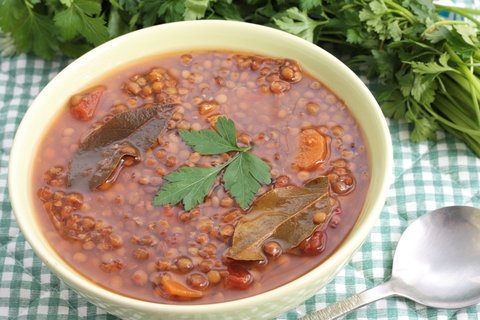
392, 206, 480, 308
303, 205, 480, 320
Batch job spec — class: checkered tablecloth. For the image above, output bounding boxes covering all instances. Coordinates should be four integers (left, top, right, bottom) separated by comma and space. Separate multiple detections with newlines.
1, 6, 480, 320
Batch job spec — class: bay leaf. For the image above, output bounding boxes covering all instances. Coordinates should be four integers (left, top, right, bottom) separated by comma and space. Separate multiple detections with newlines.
227, 176, 332, 261
68, 104, 173, 190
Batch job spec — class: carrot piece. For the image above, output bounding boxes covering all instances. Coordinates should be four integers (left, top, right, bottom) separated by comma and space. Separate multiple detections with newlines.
161, 275, 204, 299
294, 129, 329, 170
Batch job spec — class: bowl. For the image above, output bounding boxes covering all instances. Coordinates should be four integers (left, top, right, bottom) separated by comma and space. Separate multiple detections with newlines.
9, 20, 392, 320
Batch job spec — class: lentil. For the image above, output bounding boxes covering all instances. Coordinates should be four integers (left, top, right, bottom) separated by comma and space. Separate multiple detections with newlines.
263, 241, 282, 257
132, 269, 148, 286
219, 196, 234, 208
207, 270, 222, 285
176, 257, 194, 273
132, 247, 150, 261
313, 211, 328, 224
187, 273, 209, 290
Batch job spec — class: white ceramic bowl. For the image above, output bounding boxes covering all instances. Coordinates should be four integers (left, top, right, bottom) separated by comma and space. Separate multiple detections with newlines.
9, 20, 392, 320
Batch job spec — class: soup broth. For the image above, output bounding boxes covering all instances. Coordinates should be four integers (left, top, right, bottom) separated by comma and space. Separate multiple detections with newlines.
33, 51, 370, 304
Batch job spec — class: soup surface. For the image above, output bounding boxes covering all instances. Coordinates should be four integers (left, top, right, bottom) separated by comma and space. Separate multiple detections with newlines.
33, 51, 370, 304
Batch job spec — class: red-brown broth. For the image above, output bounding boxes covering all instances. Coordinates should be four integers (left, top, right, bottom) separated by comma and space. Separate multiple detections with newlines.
32, 51, 370, 304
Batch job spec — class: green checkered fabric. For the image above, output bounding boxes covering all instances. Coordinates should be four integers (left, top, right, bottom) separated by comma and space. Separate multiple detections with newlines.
0, 56, 116, 319
1, 6, 480, 320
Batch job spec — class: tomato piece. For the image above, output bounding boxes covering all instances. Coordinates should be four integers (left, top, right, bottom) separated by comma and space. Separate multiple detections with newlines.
226, 265, 253, 289
70, 86, 105, 121
301, 231, 327, 255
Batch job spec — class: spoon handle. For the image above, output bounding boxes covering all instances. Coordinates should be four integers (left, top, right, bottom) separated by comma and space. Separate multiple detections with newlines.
301, 281, 395, 320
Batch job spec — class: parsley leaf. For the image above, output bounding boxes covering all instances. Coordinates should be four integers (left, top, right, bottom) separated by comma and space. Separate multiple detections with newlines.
179, 117, 243, 154
153, 164, 227, 211
411, 73, 437, 106
54, 0, 109, 46
215, 116, 238, 147
406, 105, 438, 142
273, 7, 323, 42
154, 117, 271, 210
0, 29, 16, 57
143, 0, 185, 25
184, 0, 211, 20
299, 0, 321, 11
179, 129, 239, 154
0, 0, 58, 59
408, 53, 456, 75
223, 152, 271, 208
211, 2, 244, 21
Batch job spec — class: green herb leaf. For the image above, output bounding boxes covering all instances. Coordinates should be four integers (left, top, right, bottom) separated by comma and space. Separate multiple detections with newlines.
299, 0, 321, 11
223, 152, 271, 209
387, 20, 402, 41
453, 24, 478, 47
179, 117, 242, 155
210, 2, 244, 21
215, 116, 239, 147
409, 53, 456, 75
377, 85, 407, 120
0, 29, 16, 57
411, 74, 437, 105
369, 0, 388, 15
144, 0, 185, 24
0, 0, 58, 59
153, 164, 226, 211
54, 0, 109, 46
184, 0, 210, 20
406, 106, 438, 142
273, 7, 323, 42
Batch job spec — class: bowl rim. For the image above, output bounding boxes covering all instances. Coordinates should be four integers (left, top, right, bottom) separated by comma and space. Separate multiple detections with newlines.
8, 19, 393, 315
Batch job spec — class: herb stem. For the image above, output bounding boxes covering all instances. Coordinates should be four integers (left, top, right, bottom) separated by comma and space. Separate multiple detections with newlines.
429, 20, 473, 28
316, 37, 348, 44
447, 70, 480, 99
439, 87, 480, 132
443, 125, 480, 157
445, 45, 480, 98
385, 1, 416, 24
434, 4, 480, 28
218, 152, 242, 169
432, 96, 480, 136
475, 52, 480, 62
441, 75, 478, 119
240, 145, 252, 152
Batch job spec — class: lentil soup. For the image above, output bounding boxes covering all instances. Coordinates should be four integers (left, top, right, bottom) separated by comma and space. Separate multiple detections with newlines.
33, 51, 370, 304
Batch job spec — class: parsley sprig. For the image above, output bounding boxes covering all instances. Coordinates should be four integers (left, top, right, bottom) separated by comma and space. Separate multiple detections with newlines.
153, 117, 271, 211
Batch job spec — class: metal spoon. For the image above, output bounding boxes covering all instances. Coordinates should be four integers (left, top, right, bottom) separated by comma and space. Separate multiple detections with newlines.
302, 205, 480, 320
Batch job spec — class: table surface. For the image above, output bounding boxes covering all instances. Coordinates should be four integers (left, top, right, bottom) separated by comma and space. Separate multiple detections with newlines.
1, 7, 480, 320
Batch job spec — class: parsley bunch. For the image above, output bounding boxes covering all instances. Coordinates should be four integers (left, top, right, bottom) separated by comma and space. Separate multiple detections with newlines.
153, 117, 271, 211
1, 0, 480, 156
310, 0, 480, 156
